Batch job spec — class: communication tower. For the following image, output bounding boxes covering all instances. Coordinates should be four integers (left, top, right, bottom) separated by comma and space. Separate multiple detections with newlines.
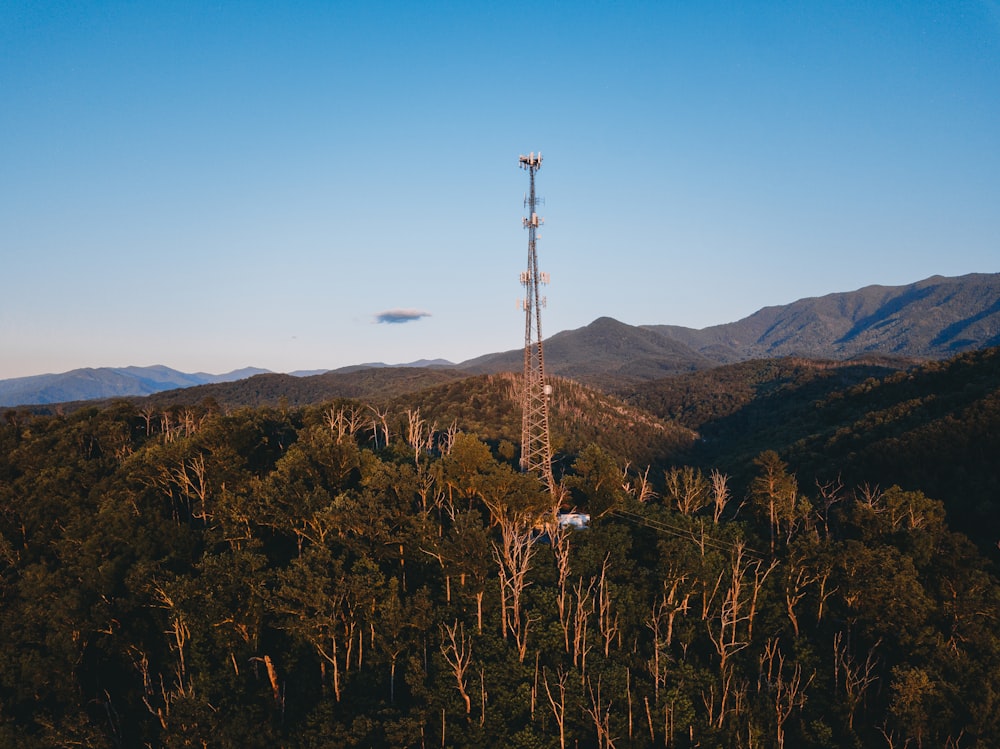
517, 151, 556, 492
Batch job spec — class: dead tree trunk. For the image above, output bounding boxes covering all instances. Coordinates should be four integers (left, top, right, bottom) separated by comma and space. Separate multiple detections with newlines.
542, 667, 569, 749
597, 554, 620, 657
440, 620, 473, 715
492, 516, 537, 662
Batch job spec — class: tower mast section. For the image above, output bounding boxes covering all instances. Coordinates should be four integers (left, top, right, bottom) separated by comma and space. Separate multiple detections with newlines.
518, 152, 555, 492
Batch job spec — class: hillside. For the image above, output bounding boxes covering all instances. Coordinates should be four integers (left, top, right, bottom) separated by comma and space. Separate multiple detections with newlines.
620, 356, 913, 433
623, 348, 1000, 553
139, 367, 471, 410
22, 370, 696, 471
459, 316, 714, 385
386, 372, 697, 469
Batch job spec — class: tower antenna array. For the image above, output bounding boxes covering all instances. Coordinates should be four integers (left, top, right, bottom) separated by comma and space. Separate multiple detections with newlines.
517, 152, 555, 492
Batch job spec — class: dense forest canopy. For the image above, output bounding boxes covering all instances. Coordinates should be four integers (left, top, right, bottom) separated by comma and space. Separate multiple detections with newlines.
1, 349, 999, 747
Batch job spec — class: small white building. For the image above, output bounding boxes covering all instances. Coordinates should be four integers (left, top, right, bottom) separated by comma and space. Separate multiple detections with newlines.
557, 512, 590, 530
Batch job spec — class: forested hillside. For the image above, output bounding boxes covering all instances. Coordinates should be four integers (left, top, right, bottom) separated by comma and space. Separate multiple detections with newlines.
387, 373, 696, 470
131, 368, 470, 412
2, 386, 998, 747
624, 348, 1000, 554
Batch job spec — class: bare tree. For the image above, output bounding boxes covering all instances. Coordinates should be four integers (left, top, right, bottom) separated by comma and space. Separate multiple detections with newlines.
159, 410, 179, 443
327, 405, 347, 441
134, 586, 198, 731
414, 470, 445, 516
179, 407, 201, 437
421, 540, 453, 603
815, 565, 838, 626
625, 667, 634, 741
492, 516, 538, 662
478, 667, 487, 728
139, 405, 157, 437
105, 421, 134, 461
369, 405, 390, 449
834, 631, 881, 730
250, 654, 283, 714
856, 483, 885, 513
759, 638, 815, 749
572, 575, 596, 675
878, 723, 915, 749
814, 476, 844, 538
406, 408, 429, 468
705, 540, 777, 725
275, 573, 349, 701
596, 554, 620, 657
171, 453, 211, 525
542, 666, 569, 749
647, 573, 691, 704
621, 462, 656, 503
751, 451, 799, 553
141, 453, 211, 526
547, 493, 574, 653
439, 420, 460, 456
664, 466, 711, 515
710, 469, 731, 524
440, 620, 473, 715
327, 405, 365, 444
584, 675, 618, 749
643, 697, 655, 743
783, 552, 819, 638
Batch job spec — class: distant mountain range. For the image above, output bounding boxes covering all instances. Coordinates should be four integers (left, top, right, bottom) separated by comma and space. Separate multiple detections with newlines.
0, 366, 270, 408
3, 272, 998, 407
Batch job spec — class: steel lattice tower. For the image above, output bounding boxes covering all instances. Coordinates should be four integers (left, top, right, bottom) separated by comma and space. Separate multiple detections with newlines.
517, 152, 555, 492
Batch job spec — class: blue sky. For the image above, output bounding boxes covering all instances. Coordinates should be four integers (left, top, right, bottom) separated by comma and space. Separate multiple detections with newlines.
2, 1, 999, 379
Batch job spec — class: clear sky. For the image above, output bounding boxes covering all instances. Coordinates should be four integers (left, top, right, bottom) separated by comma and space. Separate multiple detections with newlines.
2, 1, 999, 379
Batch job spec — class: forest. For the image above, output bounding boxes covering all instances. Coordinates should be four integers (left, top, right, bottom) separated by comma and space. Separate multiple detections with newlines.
1, 353, 999, 748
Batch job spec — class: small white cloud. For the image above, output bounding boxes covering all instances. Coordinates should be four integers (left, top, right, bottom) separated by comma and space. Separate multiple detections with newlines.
374, 309, 432, 324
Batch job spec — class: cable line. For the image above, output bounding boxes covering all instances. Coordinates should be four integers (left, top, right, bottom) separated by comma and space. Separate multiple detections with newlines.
610, 508, 765, 559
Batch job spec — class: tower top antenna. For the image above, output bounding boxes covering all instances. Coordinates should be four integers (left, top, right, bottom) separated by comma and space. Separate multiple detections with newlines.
518, 152, 543, 170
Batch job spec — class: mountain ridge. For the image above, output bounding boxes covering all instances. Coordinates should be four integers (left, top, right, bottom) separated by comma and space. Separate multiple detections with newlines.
3, 272, 998, 406
458, 272, 1000, 387
647, 272, 1000, 362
